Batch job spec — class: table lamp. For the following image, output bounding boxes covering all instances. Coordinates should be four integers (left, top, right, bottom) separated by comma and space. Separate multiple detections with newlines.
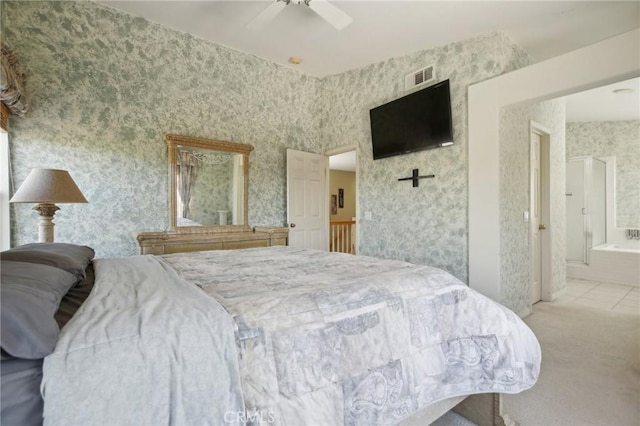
10, 168, 88, 242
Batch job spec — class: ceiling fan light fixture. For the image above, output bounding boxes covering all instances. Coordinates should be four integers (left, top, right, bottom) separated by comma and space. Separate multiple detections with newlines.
247, 0, 352, 31
307, 0, 353, 30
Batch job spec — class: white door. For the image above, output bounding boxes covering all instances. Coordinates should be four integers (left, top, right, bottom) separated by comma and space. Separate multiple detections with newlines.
287, 149, 328, 250
530, 132, 542, 303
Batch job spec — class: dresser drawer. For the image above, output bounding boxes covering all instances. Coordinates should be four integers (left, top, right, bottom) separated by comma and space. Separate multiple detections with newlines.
222, 239, 269, 250
164, 242, 224, 254
136, 228, 288, 255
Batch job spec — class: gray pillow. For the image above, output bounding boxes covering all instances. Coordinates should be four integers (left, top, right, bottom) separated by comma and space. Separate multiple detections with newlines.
1, 261, 77, 359
1, 243, 95, 285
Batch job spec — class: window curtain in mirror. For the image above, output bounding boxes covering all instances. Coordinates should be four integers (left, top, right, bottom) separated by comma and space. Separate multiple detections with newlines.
0, 102, 7, 131
177, 151, 199, 218
0, 41, 29, 117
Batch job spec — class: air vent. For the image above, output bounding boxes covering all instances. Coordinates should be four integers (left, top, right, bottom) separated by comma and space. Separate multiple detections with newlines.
405, 65, 435, 91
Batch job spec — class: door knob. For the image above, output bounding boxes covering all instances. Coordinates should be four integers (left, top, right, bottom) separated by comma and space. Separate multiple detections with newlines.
538, 224, 546, 230
290, 223, 296, 228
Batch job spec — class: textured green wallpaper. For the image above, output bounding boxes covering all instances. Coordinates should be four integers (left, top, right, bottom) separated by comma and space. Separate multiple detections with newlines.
6, 1, 534, 302
567, 120, 640, 229
319, 32, 532, 283
5, 1, 322, 256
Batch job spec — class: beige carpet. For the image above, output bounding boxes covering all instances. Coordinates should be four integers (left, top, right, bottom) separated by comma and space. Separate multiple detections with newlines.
503, 301, 640, 426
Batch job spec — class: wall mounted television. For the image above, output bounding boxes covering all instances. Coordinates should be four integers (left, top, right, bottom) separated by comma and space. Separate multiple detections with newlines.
369, 79, 454, 160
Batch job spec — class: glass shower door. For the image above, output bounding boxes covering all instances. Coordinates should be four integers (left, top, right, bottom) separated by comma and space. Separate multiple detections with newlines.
566, 157, 607, 264
566, 159, 586, 263
591, 159, 607, 248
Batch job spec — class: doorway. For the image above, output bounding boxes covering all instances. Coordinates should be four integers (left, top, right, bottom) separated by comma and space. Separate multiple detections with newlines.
327, 148, 357, 254
530, 121, 551, 304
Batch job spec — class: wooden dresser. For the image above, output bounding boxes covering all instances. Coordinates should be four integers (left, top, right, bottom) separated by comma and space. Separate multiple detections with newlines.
135, 227, 288, 255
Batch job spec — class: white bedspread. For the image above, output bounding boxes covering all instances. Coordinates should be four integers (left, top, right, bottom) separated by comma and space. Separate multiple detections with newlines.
42, 255, 244, 425
162, 247, 542, 425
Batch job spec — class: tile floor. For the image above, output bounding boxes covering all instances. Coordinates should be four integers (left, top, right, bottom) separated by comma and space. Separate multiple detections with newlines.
554, 278, 640, 314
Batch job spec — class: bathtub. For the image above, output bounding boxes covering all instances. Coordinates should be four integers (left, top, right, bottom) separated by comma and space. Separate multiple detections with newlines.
567, 240, 640, 287
596, 241, 640, 252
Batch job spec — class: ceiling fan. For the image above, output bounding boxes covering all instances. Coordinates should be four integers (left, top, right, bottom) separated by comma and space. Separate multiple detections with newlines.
247, 0, 353, 31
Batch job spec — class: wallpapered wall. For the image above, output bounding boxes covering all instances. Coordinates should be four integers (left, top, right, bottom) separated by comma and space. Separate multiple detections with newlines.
6, 2, 538, 310
4, 1, 323, 256
319, 32, 532, 283
566, 120, 640, 229
499, 100, 566, 316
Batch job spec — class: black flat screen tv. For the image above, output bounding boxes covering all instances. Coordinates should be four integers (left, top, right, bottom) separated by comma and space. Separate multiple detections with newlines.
369, 79, 454, 160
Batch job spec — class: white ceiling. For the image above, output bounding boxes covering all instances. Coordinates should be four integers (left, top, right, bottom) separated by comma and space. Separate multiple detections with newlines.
100, 1, 640, 78
329, 150, 356, 171
565, 77, 639, 122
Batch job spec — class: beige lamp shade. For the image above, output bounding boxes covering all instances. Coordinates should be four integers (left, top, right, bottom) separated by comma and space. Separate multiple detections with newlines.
10, 169, 87, 243
10, 169, 88, 204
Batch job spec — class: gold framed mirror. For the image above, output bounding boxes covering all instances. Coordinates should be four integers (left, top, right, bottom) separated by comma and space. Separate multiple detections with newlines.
166, 134, 253, 233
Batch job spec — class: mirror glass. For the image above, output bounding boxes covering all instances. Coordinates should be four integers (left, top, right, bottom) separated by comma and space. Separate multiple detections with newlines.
166, 134, 253, 231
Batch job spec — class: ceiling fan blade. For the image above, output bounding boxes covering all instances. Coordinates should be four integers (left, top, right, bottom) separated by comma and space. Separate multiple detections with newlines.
307, 0, 353, 30
247, 1, 288, 31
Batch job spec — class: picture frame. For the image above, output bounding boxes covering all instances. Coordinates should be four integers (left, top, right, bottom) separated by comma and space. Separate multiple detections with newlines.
338, 188, 344, 208
331, 194, 338, 215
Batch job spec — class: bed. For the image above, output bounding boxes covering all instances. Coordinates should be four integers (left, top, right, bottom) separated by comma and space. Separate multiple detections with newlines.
1, 243, 96, 426
1, 243, 541, 425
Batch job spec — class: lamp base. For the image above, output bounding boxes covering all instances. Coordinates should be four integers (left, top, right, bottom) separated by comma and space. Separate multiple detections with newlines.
32, 203, 60, 243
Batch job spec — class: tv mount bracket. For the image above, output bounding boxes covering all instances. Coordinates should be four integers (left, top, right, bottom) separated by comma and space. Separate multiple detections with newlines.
398, 168, 435, 187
